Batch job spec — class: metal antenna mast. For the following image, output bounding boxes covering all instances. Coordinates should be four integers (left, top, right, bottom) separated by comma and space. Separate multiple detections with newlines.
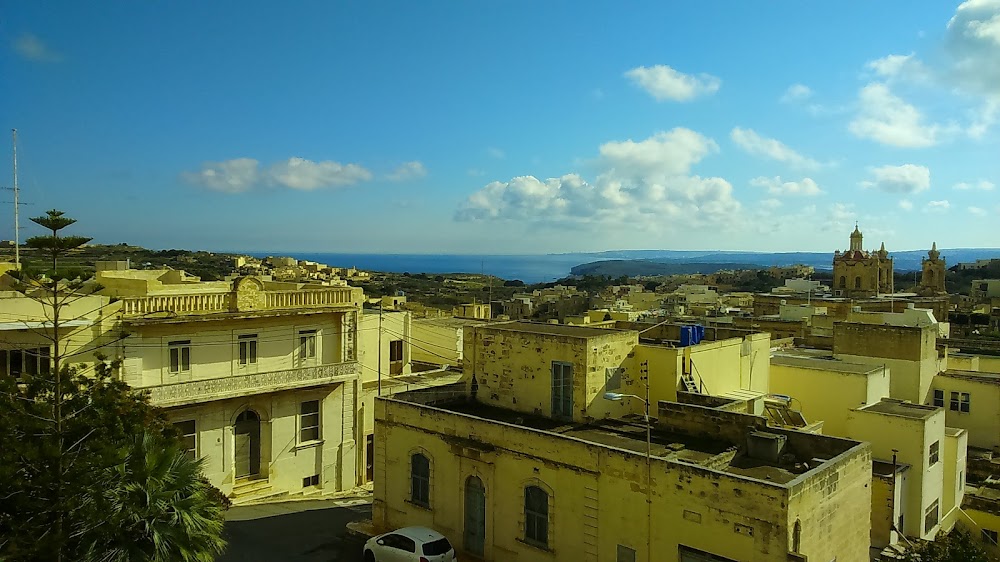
12, 129, 20, 269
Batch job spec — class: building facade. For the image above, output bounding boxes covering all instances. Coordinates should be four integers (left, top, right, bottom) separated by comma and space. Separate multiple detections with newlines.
99, 269, 365, 502
832, 226, 893, 298
373, 322, 871, 562
919, 243, 947, 295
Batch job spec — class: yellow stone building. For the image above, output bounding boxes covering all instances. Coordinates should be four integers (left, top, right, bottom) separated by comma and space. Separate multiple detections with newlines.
97, 268, 366, 502
373, 322, 872, 562
832, 225, 893, 298
918, 243, 947, 295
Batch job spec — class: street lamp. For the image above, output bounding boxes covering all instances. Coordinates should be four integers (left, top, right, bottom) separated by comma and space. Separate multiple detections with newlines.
603, 388, 652, 562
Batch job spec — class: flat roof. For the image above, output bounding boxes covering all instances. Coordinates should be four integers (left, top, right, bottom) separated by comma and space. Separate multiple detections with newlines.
412, 317, 489, 329
404, 398, 850, 486
478, 321, 630, 339
873, 459, 910, 476
0, 319, 92, 331
859, 399, 939, 419
939, 369, 1000, 385
771, 353, 883, 375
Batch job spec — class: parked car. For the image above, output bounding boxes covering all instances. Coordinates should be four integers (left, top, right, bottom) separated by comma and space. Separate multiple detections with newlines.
363, 526, 456, 562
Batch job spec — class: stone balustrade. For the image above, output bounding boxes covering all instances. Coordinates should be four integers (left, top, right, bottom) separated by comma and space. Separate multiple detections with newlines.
144, 362, 359, 407
118, 286, 360, 317
120, 292, 231, 316
264, 288, 355, 309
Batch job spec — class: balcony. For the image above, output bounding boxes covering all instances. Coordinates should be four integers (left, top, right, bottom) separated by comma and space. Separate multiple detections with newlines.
144, 362, 360, 407
118, 283, 362, 318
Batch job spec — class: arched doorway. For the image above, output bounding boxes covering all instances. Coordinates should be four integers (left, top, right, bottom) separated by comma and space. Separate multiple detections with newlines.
464, 475, 486, 556
234, 409, 261, 479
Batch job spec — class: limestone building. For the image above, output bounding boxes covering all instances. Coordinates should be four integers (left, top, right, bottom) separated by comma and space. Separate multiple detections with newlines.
373, 322, 872, 562
97, 268, 365, 503
918, 243, 947, 295
832, 225, 893, 298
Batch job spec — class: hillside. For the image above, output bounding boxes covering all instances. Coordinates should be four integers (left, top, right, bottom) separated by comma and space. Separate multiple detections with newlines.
568, 248, 1000, 277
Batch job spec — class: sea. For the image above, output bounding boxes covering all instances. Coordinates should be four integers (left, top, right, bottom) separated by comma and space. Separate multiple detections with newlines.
246, 253, 589, 284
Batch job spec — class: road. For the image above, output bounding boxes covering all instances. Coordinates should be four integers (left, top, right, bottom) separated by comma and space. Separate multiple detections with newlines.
220, 499, 372, 562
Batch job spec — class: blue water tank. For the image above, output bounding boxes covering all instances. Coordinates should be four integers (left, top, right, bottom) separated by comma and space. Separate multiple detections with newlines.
694, 324, 705, 344
679, 325, 692, 347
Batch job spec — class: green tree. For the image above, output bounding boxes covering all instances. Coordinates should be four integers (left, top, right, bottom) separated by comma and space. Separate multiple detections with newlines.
86, 432, 226, 562
899, 529, 997, 562
0, 210, 226, 561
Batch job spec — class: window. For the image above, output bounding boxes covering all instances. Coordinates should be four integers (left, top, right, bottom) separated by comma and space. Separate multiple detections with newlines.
924, 500, 939, 534
380, 534, 416, 553
173, 420, 196, 460
838, 276, 846, 289
299, 400, 320, 442
950, 391, 971, 413
238, 334, 258, 366
410, 453, 430, 507
422, 538, 453, 556
854, 277, 862, 289
983, 529, 998, 546
0, 347, 50, 380
168, 341, 191, 374
551, 362, 573, 419
302, 474, 319, 487
298, 330, 317, 361
524, 486, 549, 547
389, 340, 403, 362
929, 441, 940, 465
932, 389, 944, 407
617, 545, 637, 562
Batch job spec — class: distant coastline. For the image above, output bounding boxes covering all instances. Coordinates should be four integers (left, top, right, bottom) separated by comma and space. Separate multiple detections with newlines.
245, 252, 585, 284
241, 247, 1000, 285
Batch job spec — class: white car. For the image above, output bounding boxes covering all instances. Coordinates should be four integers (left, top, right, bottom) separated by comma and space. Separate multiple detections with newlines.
363, 526, 456, 562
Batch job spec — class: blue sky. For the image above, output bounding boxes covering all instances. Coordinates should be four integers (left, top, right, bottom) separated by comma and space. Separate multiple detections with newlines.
2, 1, 999, 255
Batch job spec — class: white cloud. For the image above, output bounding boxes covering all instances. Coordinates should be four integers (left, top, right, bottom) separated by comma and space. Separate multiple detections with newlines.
269, 157, 371, 190
968, 100, 1000, 138
386, 161, 427, 181
182, 158, 261, 193
750, 176, 822, 196
953, 179, 995, 190
13, 33, 62, 62
184, 156, 371, 192
730, 128, 821, 169
828, 203, 857, 230
624, 65, 721, 102
860, 164, 931, 194
599, 128, 719, 178
899, 199, 914, 211
926, 200, 951, 212
946, 0, 1000, 99
486, 147, 505, 159
848, 83, 944, 147
969, 205, 989, 216
780, 84, 813, 104
760, 198, 783, 209
866, 53, 930, 82
456, 128, 740, 230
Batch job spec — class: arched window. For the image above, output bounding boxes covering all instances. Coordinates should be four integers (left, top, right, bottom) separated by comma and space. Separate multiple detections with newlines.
839, 276, 846, 288
411, 453, 430, 507
524, 485, 549, 547
854, 277, 862, 289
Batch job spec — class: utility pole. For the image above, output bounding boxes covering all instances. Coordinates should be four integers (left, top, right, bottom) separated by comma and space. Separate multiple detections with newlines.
641, 360, 651, 562
377, 300, 383, 396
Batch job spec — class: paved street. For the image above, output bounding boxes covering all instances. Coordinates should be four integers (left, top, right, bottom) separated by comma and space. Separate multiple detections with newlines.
220, 499, 372, 562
